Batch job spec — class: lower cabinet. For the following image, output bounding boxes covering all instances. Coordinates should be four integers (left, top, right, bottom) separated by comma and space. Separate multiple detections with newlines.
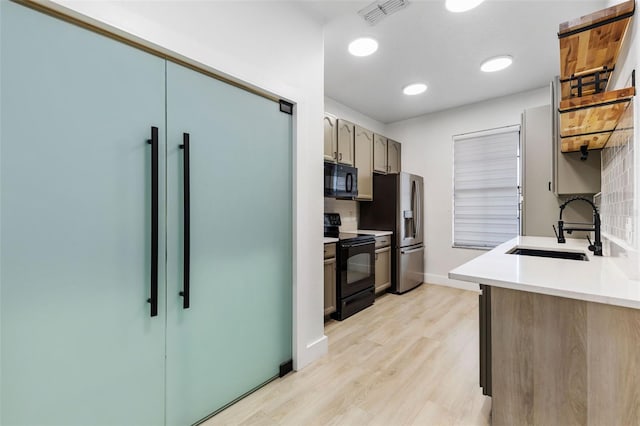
324, 243, 337, 315
374, 235, 392, 294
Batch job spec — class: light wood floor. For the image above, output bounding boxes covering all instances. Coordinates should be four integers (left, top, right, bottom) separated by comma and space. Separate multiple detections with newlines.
204, 284, 491, 426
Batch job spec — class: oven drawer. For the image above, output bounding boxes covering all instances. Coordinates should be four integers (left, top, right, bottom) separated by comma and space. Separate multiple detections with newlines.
324, 243, 336, 259
375, 235, 391, 249
332, 288, 374, 321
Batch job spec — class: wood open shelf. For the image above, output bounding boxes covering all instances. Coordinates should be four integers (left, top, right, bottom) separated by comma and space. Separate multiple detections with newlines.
557, 0, 635, 153
558, 0, 634, 100
559, 87, 634, 152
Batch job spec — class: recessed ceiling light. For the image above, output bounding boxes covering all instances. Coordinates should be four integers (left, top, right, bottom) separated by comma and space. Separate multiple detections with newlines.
348, 37, 378, 57
403, 83, 427, 96
445, 0, 485, 13
480, 55, 513, 72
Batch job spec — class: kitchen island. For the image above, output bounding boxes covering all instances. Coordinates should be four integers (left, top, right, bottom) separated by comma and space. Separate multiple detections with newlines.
449, 236, 640, 426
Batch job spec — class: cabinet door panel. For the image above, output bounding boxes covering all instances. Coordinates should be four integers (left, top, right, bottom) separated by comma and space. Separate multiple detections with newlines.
355, 126, 374, 200
324, 114, 338, 162
375, 247, 391, 293
324, 258, 336, 315
0, 3, 166, 425
165, 62, 293, 425
388, 140, 401, 174
373, 134, 388, 174
337, 119, 355, 166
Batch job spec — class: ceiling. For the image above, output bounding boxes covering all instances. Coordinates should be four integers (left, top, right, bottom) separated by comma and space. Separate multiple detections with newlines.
303, 0, 608, 124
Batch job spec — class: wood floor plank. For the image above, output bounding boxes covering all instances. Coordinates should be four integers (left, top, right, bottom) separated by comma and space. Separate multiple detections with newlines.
204, 284, 490, 426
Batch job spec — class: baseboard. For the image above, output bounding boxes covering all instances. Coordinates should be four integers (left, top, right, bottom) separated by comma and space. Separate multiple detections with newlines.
293, 334, 328, 371
425, 273, 480, 292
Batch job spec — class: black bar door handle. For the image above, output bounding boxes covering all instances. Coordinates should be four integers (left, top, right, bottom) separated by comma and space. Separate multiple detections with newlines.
179, 133, 190, 309
147, 126, 159, 317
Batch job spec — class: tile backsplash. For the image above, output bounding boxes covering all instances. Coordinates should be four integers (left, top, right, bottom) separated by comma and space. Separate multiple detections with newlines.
324, 198, 358, 232
599, 98, 638, 278
600, 105, 635, 246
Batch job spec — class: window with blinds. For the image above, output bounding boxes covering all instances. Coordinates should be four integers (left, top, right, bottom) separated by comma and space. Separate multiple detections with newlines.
453, 125, 520, 249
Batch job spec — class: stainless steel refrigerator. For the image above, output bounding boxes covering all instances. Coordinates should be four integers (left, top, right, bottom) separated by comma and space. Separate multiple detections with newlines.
359, 172, 425, 293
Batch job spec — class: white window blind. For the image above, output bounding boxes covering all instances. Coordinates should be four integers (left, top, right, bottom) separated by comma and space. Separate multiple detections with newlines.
453, 126, 520, 249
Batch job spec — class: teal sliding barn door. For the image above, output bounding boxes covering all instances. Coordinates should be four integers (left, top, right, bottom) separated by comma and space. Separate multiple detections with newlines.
0, 2, 166, 425
165, 62, 293, 425
1, 2, 293, 425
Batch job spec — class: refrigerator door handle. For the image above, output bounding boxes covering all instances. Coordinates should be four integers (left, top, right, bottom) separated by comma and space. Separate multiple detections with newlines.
411, 180, 417, 239
415, 180, 421, 239
400, 246, 424, 255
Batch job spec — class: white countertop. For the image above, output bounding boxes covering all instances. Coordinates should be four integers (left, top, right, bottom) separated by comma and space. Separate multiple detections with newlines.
449, 236, 640, 309
323, 237, 339, 244
357, 229, 393, 237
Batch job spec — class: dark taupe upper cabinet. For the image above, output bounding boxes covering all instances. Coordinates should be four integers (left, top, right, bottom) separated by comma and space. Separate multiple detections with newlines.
373, 133, 388, 174
323, 113, 338, 162
355, 125, 374, 201
387, 139, 401, 174
336, 119, 355, 166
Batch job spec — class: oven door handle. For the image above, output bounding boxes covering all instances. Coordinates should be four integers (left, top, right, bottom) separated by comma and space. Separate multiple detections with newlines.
400, 246, 424, 255
342, 241, 374, 249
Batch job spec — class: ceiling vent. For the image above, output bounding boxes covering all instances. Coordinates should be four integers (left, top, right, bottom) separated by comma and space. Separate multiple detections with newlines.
358, 0, 409, 25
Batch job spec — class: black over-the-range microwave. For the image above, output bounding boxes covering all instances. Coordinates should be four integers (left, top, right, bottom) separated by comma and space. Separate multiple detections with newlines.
324, 162, 358, 198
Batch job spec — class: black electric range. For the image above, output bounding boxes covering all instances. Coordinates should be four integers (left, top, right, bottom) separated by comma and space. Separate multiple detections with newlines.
324, 213, 375, 320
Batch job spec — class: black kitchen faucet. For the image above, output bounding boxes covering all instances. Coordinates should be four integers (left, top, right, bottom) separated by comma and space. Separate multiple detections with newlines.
555, 197, 602, 256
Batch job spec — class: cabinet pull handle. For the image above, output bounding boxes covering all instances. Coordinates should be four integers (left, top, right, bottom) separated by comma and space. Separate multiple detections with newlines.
375, 253, 379, 260
334, 151, 337, 160
339, 152, 342, 161
179, 133, 191, 309
147, 126, 159, 317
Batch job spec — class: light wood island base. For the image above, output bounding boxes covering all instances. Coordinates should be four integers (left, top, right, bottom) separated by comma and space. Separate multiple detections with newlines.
491, 286, 640, 426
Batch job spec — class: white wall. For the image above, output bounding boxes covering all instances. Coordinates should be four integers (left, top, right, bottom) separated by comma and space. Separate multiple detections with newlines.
604, 0, 639, 279
386, 87, 550, 289
48, 0, 326, 370
607, 0, 638, 91
325, 96, 387, 135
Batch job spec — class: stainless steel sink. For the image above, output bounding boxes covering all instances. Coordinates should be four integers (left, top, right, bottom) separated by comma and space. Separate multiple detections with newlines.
507, 247, 588, 261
